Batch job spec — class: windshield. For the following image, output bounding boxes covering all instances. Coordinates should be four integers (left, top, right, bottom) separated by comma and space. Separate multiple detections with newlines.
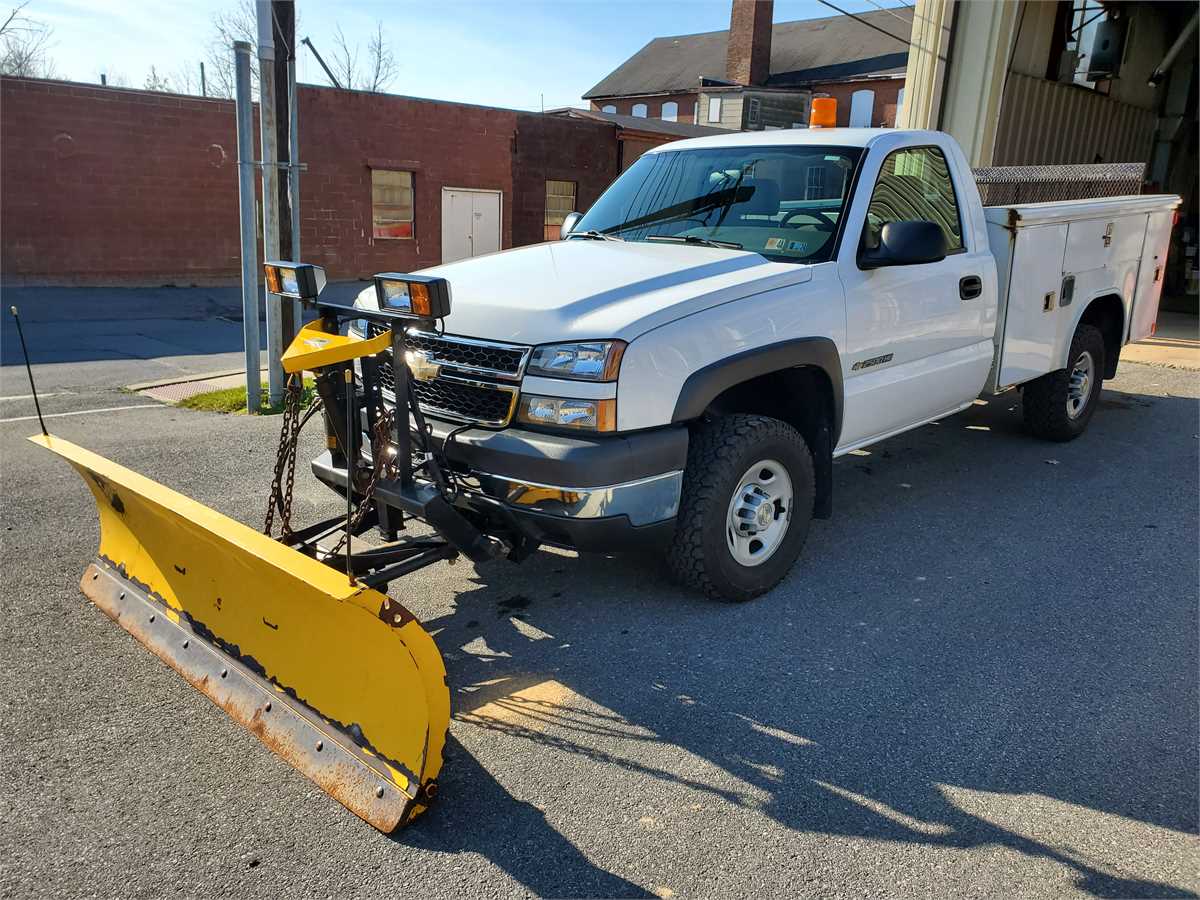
573, 145, 862, 264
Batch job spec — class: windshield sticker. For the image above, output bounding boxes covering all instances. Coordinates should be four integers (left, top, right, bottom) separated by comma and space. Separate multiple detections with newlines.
765, 238, 786, 250
787, 240, 809, 252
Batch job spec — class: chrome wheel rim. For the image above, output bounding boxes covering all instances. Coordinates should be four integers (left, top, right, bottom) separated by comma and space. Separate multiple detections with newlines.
1067, 350, 1094, 419
726, 459, 793, 568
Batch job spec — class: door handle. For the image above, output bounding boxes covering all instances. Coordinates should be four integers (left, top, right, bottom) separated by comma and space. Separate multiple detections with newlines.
959, 275, 982, 301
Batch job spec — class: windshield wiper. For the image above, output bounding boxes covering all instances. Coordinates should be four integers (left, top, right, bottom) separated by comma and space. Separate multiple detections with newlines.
566, 230, 624, 242
645, 234, 743, 250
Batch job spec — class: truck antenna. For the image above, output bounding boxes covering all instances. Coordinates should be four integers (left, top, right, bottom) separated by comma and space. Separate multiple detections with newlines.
9, 306, 47, 435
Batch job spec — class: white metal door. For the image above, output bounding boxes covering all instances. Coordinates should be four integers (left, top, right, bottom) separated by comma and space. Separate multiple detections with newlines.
469, 191, 501, 256
849, 90, 875, 127
1128, 211, 1172, 342
441, 188, 501, 264
835, 145, 994, 450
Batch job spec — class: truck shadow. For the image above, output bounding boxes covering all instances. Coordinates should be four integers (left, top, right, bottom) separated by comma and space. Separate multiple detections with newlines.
391, 384, 1198, 897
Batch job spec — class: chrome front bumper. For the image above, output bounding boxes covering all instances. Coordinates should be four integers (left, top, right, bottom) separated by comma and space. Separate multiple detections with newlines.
472, 469, 683, 527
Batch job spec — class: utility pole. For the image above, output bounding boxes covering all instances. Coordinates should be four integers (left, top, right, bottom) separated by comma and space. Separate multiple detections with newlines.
272, 0, 300, 343
200, 61, 207, 97
257, 0, 283, 407
233, 41, 261, 413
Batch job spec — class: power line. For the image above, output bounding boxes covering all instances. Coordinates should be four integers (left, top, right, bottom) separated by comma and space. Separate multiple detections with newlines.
815, 0, 946, 63
864, 0, 916, 29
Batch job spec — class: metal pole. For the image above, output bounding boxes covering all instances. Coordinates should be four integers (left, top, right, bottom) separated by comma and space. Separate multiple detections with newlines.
288, 55, 301, 266
300, 37, 342, 89
257, 0, 283, 408
344, 367, 356, 586
200, 61, 206, 97
8, 307, 47, 435
234, 41, 261, 413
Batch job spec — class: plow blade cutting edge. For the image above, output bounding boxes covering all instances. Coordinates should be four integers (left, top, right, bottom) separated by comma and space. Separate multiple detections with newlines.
31, 434, 449, 832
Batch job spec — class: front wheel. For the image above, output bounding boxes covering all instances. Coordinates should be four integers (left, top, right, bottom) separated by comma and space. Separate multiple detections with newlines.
667, 415, 815, 601
1022, 324, 1106, 442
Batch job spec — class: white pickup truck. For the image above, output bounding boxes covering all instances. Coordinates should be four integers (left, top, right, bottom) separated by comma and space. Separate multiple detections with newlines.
348, 128, 1178, 600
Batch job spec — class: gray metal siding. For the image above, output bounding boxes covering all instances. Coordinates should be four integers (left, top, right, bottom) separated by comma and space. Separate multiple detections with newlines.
994, 72, 1156, 166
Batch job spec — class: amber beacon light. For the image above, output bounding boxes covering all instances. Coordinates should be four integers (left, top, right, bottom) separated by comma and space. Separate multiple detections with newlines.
810, 97, 837, 129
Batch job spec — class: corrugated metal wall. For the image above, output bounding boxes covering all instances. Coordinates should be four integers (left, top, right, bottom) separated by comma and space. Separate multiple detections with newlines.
993, 72, 1157, 166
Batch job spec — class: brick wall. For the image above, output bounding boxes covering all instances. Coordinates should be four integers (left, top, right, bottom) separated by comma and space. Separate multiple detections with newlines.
1, 77, 622, 285
590, 92, 700, 124
2, 78, 244, 284
726, 0, 774, 86
299, 88, 518, 279
810, 78, 904, 127
511, 113, 619, 246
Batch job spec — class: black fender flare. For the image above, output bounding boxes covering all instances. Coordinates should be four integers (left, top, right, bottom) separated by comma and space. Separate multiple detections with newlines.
670, 337, 844, 445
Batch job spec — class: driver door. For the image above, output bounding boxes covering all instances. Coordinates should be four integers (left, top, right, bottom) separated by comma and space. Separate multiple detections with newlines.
836, 145, 993, 450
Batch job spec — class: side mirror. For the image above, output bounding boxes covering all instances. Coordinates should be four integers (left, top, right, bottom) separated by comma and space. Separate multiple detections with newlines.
859, 220, 947, 270
559, 211, 583, 241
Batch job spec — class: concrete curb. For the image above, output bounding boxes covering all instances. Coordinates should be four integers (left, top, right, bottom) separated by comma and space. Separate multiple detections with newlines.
126, 368, 268, 392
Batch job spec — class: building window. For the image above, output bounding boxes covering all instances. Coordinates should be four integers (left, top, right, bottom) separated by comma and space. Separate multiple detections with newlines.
707, 97, 721, 123
601, 104, 617, 114
371, 169, 414, 239
805, 166, 825, 200
747, 97, 761, 125
865, 146, 964, 252
661, 101, 678, 122
692, 102, 698, 124
544, 179, 577, 241
631, 103, 648, 118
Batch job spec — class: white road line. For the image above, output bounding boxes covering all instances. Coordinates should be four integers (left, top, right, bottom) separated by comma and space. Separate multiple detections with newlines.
0, 392, 74, 401
0, 404, 163, 424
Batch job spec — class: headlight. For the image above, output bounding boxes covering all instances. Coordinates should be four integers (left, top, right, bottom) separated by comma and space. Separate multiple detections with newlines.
517, 395, 616, 432
527, 341, 625, 381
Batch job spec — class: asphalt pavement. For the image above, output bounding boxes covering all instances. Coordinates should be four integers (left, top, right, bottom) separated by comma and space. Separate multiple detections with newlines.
1, 294, 1197, 898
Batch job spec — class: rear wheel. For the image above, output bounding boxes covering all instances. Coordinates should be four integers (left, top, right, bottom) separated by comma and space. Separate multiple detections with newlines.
667, 415, 815, 601
1022, 324, 1106, 442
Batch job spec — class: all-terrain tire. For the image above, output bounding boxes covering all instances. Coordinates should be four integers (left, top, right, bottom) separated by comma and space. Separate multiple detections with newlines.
1022, 324, 1106, 442
667, 414, 815, 602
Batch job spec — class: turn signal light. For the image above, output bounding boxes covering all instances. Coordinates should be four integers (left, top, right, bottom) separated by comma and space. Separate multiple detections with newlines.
373, 274, 452, 321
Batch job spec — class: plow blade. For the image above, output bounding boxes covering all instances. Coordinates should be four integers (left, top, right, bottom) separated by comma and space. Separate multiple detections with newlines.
31, 434, 448, 832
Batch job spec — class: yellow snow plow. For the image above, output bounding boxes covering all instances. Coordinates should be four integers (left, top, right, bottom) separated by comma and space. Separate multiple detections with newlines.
22, 264, 534, 832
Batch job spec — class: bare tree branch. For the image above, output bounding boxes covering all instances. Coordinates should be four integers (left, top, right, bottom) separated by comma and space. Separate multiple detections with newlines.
1, 1, 56, 79
144, 65, 171, 92
366, 21, 397, 93
329, 24, 359, 91
205, 0, 257, 99
315, 20, 396, 93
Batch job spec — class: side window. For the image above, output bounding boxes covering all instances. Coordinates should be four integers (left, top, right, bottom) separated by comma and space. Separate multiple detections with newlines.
544, 179, 576, 241
863, 146, 963, 252
601, 104, 617, 114
631, 103, 648, 118
661, 101, 678, 122
371, 169, 414, 239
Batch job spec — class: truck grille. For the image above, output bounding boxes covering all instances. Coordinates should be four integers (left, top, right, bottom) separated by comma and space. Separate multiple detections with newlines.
368, 324, 527, 426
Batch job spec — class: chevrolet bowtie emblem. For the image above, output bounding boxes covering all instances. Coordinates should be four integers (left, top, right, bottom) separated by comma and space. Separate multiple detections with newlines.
405, 349, 441, 382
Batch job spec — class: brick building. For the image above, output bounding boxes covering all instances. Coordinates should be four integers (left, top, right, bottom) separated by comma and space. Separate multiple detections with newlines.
583, 1, 911, 130
1, 78, 700, 286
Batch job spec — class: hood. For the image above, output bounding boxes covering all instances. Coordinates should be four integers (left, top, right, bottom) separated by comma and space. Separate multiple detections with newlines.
360, 241, 813, 345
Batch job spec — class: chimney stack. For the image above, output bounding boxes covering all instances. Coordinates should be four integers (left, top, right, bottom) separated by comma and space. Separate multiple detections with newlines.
726, 0, 773, 86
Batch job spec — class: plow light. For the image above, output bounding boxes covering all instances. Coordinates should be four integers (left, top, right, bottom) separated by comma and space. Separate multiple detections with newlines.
374, 274, 452, 321
265, 261, 326, 301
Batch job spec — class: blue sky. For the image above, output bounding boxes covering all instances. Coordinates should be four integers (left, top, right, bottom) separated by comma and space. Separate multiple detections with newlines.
32, 0, 910, 110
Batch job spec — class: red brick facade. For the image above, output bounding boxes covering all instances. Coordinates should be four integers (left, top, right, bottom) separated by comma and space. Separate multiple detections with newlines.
809, 78, 904, 128
1, 78, 622, 285
590, 92, 700, 124
726, 0, 774, 86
